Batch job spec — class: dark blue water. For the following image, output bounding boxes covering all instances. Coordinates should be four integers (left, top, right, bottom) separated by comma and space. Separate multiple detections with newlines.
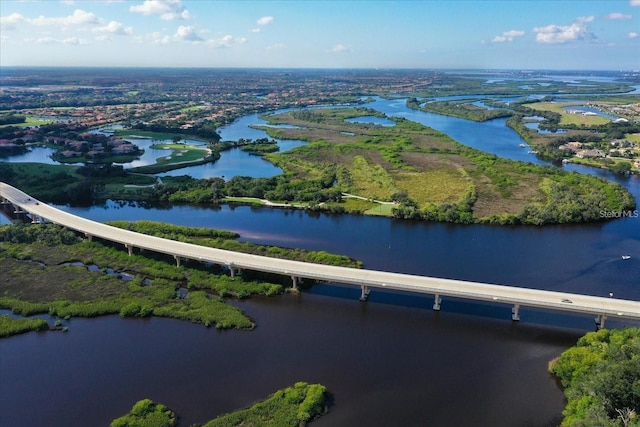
2, 95, 639, 427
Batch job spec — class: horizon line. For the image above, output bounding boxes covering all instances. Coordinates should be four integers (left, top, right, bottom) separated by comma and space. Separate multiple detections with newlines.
1, 66, 639, 73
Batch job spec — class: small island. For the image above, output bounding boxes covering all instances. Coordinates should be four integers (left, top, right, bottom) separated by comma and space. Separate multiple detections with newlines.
0, 221, 360, 337
111, 382, 327, 427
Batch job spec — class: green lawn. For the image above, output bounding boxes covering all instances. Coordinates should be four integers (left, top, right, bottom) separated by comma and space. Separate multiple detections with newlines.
527, 102, 610, 126
149, 143, 211, 164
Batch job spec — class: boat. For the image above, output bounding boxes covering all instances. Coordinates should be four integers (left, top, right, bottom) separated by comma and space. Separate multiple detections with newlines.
622, 255, 631, 260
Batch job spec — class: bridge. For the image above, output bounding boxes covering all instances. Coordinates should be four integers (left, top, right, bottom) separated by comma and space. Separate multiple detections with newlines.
2, 182, 639, 329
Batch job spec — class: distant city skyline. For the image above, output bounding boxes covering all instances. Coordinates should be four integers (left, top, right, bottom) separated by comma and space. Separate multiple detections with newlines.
1, 0, 639, 70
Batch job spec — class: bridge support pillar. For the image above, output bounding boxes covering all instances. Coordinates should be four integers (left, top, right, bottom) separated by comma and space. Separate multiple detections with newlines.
85, 233, 92, 241
126, 244, 133, 256
433, 294, 442, 311
512, 304, 520, 321
174, 256, 181, 267
595, 315, 606, 330
291, 276, 298, 290
359, 285, 370, 301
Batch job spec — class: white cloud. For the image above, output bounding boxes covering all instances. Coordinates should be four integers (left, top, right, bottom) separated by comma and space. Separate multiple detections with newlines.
250, 28, 261, 33
150, 27, 246, 46
28, 36, 90, 45
534, 16, 596, 44
61, 36, 90, 45
130, 0, 191, 21
208, 34, 247, 48
256, 16, 274, 26
266, 43, 285, 50
330, 44, 351, 53
491, 29, 525, 43
0, 13, 25, 30
631, 0, 640, 6
30, 9, 101, 27
175, 25, 203, 42
605, 12, 632, 20
94, 21, 133, 36
629, 32, 639, 38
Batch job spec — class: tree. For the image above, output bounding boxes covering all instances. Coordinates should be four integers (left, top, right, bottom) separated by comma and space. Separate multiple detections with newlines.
612, 161, 632, 175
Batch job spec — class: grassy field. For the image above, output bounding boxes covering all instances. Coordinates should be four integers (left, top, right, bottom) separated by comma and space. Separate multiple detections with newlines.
394, 169, 472, 204
626, 133, 640, 144
526, 102, 610, 126
348, 155, 396, 200
115, 130, 207, 142
149, 143, 211, 163
127, 143, 213, 174
0, 117, 55, 129
256, 107, 634, 224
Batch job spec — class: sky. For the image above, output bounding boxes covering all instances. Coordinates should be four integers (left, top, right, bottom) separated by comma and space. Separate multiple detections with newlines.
1, 0, 639, 70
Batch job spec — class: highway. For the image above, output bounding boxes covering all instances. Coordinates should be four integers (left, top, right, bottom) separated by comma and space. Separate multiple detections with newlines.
2, 181, 639, 328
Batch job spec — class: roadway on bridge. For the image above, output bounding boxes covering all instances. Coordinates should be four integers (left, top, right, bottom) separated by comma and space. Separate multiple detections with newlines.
2, 182, 639, 325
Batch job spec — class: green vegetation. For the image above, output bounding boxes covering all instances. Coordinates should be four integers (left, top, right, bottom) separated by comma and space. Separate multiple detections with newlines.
106, 221, 361, 268
127, 143, 215, 174
240, 139, 280, 155
0, 221, 361, 334
0, 223, 275, 330
504, 97, 640, 172
407, 98, 513, 122
0, 162, 84, 203
0, 315, 49, 338
406, 74, 634, 97
0, 161, 160, 204
0, 113, 27, 126
1, 103, 635, 225
111, 399, 177, 427
251, 107, 634, 224
112, 382, 327, 427
549, 328, 640, 427
115, 130, 207, 142
204, 382, 326, 427
526, 102, 611, 127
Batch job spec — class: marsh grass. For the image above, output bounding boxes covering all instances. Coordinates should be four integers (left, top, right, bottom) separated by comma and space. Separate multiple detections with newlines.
112, 382, 327, 427
203, 382, 326, 427
0, 315, 48, 337
394, 169, 471, 204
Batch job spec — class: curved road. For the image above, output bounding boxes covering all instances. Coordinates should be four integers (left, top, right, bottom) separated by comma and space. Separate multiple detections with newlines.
2, 182, 639, 327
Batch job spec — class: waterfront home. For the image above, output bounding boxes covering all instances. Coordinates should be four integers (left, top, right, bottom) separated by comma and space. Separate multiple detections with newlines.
576, 149, 604, 158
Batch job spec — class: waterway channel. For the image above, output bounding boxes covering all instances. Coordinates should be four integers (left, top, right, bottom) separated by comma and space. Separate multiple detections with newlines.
1, 96, 639, 427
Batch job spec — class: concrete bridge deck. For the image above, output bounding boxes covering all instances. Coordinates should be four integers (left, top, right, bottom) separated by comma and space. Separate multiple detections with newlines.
2, 182, 639, 328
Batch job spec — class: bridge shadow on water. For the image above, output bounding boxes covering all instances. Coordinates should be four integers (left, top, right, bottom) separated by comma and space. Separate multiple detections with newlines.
305, 282, 636, 332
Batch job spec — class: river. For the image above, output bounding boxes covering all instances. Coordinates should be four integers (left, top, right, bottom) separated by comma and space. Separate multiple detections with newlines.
1, 96, 639, 427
